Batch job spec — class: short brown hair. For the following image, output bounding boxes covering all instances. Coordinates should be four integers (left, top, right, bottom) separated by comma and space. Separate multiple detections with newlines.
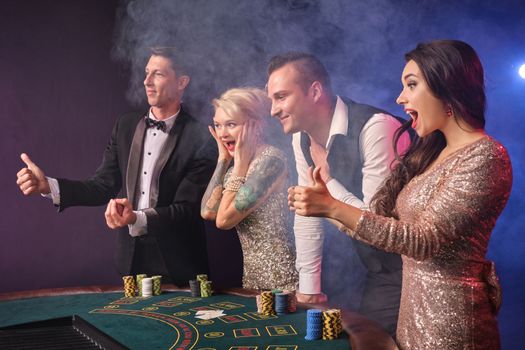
149, 46, 189, 75
268, 52, 332, 95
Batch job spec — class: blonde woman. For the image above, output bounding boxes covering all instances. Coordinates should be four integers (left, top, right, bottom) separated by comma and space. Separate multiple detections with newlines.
201, 87, 298, 291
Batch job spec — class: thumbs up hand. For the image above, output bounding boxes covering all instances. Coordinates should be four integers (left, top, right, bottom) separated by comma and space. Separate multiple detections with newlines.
16, 153, 51, 195
287, 166, 335, 217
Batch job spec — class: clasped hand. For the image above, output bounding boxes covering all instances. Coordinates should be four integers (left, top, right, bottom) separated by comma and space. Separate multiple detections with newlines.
105, 198, 136, 229
288, 166, 336, 217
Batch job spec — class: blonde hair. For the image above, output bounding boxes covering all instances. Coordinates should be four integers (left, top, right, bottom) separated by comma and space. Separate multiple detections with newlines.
212, 87, 270, 127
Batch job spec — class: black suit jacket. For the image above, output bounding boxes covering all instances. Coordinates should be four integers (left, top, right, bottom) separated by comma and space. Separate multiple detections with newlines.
57, 108, 217, 284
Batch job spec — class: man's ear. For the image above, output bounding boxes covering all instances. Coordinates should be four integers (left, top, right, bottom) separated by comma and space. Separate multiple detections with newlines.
310, 81, 323, 103
177, 75, 190, 91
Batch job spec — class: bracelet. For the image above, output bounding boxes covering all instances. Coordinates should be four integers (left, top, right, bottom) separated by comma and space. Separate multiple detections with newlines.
223, 175, 246, 193
339, 224, 353, 235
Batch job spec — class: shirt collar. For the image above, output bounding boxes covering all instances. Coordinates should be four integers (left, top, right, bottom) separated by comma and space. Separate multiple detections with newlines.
326, 96, 348, 150
148, 108, 180, 133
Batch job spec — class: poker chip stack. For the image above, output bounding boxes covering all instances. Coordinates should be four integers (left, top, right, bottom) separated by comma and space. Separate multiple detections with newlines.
274, 292, 289, 315
305, 309, 323, 340
196, 274, 208, 284
255, 294, 262, 313
322, 309, 342, 340
200, 280, 213, 297
136, 274, 147, 296
189, 280, 201, 297
285, 290, 297, 313
141, 277, 153, 297
122, 276, 136, 298
260, 291, 276, 316
152, 275, 162, 296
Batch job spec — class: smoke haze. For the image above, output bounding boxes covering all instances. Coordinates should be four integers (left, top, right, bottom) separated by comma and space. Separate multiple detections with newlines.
112, 0, 525, 330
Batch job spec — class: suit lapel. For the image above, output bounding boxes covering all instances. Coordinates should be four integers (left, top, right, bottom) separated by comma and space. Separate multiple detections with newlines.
126, 117, 147, 208
156, 114, 185, 178
126, 112, 188, 209
149, 113, 187, 207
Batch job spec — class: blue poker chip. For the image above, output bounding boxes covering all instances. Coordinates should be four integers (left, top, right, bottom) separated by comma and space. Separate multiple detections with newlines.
307, 309, 322, 316
305, 335, 321, 340
274, 293, 289, 315
305, 308, 323, 341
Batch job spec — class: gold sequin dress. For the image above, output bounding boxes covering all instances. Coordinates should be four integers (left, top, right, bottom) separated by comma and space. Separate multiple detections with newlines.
226, 146, 298, 291
347, 136, 512, 349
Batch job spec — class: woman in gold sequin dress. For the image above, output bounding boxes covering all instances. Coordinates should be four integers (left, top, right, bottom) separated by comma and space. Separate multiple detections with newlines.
289, 40, 512, 349
201, 87, 298, 291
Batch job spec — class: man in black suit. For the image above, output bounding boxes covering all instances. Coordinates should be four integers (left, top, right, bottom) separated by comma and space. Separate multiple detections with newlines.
16, 47, 217, 286
266, 52, 410, 337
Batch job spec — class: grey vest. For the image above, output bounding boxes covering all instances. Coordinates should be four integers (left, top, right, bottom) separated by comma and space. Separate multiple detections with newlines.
300, 97, 403, 274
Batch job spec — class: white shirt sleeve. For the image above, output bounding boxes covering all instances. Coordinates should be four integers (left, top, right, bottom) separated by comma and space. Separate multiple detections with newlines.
326, 113, 410, 209
292, 132, 325, 294
128, 210, 148, 237
42, 177, 61, 206
326, 179, 364, 208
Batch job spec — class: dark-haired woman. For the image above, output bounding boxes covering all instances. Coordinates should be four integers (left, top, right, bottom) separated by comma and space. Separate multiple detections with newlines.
288, 40, 512, 349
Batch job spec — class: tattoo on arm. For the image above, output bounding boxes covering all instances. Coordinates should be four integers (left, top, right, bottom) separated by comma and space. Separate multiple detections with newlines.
234, 156, 285, 212
201, 159, 230, 214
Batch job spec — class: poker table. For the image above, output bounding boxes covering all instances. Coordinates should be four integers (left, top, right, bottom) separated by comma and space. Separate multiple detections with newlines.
0, 286, 397, 350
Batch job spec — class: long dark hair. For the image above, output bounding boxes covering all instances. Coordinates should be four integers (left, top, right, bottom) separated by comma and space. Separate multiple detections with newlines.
371, 40, 486, 218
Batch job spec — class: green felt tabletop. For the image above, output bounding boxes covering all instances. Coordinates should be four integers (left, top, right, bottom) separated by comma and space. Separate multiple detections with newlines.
0, 291, 350, 349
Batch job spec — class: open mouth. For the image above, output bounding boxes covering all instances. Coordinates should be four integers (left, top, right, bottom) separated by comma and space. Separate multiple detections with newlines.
224, 141, 236, 152
406, 110, 418, 129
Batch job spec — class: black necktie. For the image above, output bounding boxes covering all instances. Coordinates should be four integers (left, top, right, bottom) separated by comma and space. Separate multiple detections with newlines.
145, 117, 167, 132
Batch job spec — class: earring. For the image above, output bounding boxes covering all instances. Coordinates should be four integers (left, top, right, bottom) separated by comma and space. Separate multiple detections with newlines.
446, 106, 453, 118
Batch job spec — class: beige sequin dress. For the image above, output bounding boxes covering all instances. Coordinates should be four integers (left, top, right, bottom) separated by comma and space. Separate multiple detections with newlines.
225, 146, 298, 291
347, 136, 512, 349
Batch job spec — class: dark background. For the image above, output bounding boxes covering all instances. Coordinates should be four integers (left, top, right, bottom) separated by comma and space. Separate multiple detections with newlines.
1, 0, 523, 348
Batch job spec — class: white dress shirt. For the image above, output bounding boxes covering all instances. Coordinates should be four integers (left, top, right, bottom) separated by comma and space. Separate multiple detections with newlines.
293, 96, 411, 294
45, 108, 179, 237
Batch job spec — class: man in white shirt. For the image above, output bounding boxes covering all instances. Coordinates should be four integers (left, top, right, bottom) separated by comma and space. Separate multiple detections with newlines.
267, 52, 410, 337
16, 47, 217, 285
